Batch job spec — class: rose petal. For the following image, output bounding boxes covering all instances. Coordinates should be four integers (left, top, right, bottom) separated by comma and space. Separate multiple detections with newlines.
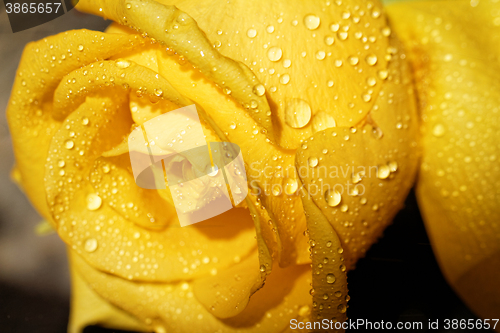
388, 0, 500, 323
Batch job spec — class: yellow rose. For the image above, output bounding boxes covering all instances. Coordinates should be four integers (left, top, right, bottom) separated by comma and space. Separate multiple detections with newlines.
6, 0, 499, 332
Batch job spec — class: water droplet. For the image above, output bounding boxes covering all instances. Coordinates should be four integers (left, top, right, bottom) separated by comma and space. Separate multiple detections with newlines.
87, 193, 102, 210
340, 264, 346, 272
381, 26, 391, 37
432, 123, 445, 137
116, 60, 131, 69
337, 31, 348, 40
326, 241, 332, 247
266, 25, 275, 33
327, 80, 334, 87
285, 178, 298, 195
330, 23, 340, 32
229, 123, 237, 130
58, 160, 65, 168
367, 77, 377, 87
325, 36, 335, 45
365, 54, 378, 66
84, 238, 98, 252
64, 140, 74, 149
362, 93, 372, 102
388, 161, 398, 172
304, 14, 321, 30
247, 28, 257, 38
253, 84, 266, 96
348, 56, 359, 65
337, 304, 347, 313
323, 293, 329, 300
283, 59, 291, 68
326, 273, 336, 284
325, 189, 342, 207
377, 164, 390, 179
154, 89, 163, 97
316, 51, 326, 60
308, 157, 319, 167
378, 70, 388, 80
78, 45, 84, 52
207, 165, 219, 177
267, 47, 283, 62
272, 185, 282, 196
285, 99, 312, 128
280, 74, 290, 84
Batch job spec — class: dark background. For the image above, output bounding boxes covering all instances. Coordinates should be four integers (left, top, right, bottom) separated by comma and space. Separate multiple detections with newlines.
0, 2, 491, 333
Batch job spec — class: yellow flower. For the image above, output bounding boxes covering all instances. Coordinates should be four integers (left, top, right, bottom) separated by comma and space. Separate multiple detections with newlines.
387, 0, 500, 325
6, 0, 499, 332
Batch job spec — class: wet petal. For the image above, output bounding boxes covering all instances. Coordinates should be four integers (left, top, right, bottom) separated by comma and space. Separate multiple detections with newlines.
70, 248, 312, 333
295, 35, 419, 269
388, 0, 500, 322
6, 30, 145, 222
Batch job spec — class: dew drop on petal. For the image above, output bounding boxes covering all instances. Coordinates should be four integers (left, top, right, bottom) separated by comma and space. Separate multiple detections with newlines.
84, 238, 98, 252
267, 47, 283, 62
247, 28, 257, 38
87, 193, 102, 210
253, 84, 266, 96
64, 140, 74, 149
304, 14, 321, 30
377, 164, 391, 179
285, 178, 298, 195
325, 189, 342, 207
308, 156, 319, 167
365, 54, 378, 66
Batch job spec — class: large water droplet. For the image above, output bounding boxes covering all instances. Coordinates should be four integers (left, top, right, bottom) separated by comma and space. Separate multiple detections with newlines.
284, 178, 298, 195
365, 54, 378, 66
84, 238, 98, 252
326, 273, 336, 284
87, 193, 102, 210
377, 164, 391, 179
64, 140, 74, 150
253, 84, 266, 96
304, 14, 321, 30
308, 157, 319, 167
388, 161, 398, 172
267, 47, 283, 62
247, 28, 257, 38
280, 74, 290, 84
325, 189, 342, 207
